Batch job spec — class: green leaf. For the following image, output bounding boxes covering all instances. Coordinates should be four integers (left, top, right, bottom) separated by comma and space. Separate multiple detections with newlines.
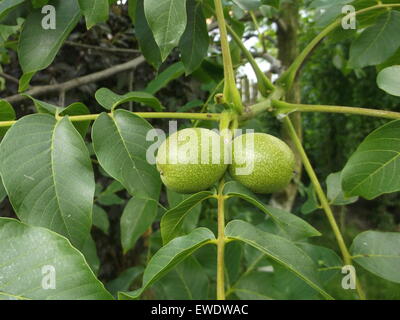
0, 0, 25, 20
223, 181, 321, 240
81, 235, 101, 274
121, 196, 159, 253
0, 99, 16, 137
235, 244, 341, 300
266, 262, 321, 300
24, 95, 59, 115
167, 188, 202, 233
31, 0, 49, 8
161, 191, 214, 244
106, 266, 143, 297
118, 228, 215, 299
155, 257, 209, 300
93, 204, 110, 234
225, 220, 333, 300
232, 0, 261, 11
128, 0, 137, 24
297, 243, 343, 284
377, 65, 400, 97
0, 115, 95, 249
58, 103, 91, 137
349, 11, 400, 68
18, 0, 81, 91
145, 62, 185, 94
103, 180, 124, 194
342, 120, 400, 200
0, 218, 113, 300
377, 47, 400, 72
179, 0, 209, 75
95, 88, 164, 111
233, 272, 278, 300
134, 0, 161, 69
92, 110, 161, 200
97, 193, 124, 206
28, 97, 61, 115
300, 184, 320, 215
78, 0, 109, 29
327, 172, 358, 205
351, 231, 400, 283
225, 241, 243, 285
176, 99, 203, 112
144, 0, 187, 61
309, 0, 353, 28
0, 20, 23, 45
261, 0, 279, 10
0, 179, 7, 204
26, 96, 91, 137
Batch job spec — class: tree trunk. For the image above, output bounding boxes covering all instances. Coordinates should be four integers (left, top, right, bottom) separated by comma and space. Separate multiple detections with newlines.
270, 2, 303, 212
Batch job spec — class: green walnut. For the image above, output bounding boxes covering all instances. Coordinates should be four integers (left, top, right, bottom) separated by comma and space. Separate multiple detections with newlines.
156, 128, 227, 194
229, 133, 295, 194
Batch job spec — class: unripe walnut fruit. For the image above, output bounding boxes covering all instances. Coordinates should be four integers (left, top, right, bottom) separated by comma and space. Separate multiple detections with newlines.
156, 128, 227, 194
229, 133, 295, 194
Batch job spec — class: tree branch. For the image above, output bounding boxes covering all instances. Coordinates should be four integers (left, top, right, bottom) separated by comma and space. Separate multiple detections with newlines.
4, 56, 146, 104
64, 41, 141, 54
0, 72, 19, 85
253, 52, 282, 73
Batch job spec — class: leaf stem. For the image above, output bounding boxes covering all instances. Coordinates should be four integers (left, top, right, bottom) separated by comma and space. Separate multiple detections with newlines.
3, 96, 400, 128
193, 79, 224, 128
216, 179, 226, 300
0, 111, 221, 128
272, 100, 400, 120
278, 3, 400, 90
283, 117, 366, 300
213, 0, 243, 113
225, 22, 275, 96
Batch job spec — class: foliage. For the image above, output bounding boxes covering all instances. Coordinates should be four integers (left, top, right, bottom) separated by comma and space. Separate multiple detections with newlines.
0, 0, 399, 301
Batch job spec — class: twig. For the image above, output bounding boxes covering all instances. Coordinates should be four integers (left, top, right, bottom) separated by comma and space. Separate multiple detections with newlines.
0, 72, 19, 85
64, 41, 141, 54
4, 56, 146, 104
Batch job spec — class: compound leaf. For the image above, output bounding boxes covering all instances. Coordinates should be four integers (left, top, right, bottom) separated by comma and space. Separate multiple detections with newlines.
92, 110, 161, 200
224, 181, 320, 240
119, 228, 215, 299
351, 231, 400, 283
342, 120, 400, 200
0, 218, 113, 300
0, 114, 95, 249
161, 191, 213, 244
225, 220, 333, 300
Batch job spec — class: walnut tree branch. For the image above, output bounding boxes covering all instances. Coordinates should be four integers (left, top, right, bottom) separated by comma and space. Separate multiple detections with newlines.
4, 55, 145, 104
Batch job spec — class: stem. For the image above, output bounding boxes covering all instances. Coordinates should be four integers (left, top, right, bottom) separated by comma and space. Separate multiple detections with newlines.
273, 100, 400, 120
240, 87, 285, 120
204, 1, 274, 96
0, 111, 221, 128
250, 11, 263, 48
213, 0, 243, 113
193, 79, 224, 128
278, 3, 400, 90
216, 179, 226, 300
225, 22, 275, 96
283, 117, 366, 300
64, 41, 140, 54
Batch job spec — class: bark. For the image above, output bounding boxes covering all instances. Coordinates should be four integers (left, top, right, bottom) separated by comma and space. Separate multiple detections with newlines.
270, 1, 303, 212
4, 56, 145, 104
